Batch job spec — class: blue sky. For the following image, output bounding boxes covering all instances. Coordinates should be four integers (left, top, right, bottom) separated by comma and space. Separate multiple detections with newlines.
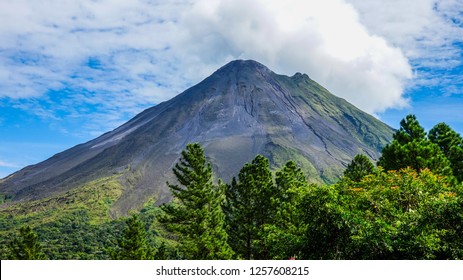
0, 0, 462, 178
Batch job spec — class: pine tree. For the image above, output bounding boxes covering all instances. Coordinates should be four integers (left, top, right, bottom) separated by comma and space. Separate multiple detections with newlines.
265, 161, 308, 259
378, 114, 452, 176
429, 122, 463, 182
9, 226, 46, 260
224, 155, 276, 259
394, 114, 426, 144
161, 143, 233, 260
343, 154, 376, 182
111, 214, 152, 260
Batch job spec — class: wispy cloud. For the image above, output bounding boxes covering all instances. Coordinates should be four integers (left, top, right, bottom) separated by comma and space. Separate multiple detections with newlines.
0, 0, 191, 100
347, 0, 463, 89
0, 0, 192, 135
0, 160, 19, 169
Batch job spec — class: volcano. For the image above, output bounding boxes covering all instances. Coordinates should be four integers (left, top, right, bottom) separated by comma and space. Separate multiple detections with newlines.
0, 60, 394, 214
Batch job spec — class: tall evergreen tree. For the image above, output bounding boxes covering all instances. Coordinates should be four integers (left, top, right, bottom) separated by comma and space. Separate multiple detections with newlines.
264, 161, 308, 259
111, 214, 153, 260
343, 154, 376, 182
429, 122, 463, 182
161, 143, 233, 260
378, 114, 452, 176
9, 226, 46, 260
224, 155, 276, 259
394, 114, 426, 144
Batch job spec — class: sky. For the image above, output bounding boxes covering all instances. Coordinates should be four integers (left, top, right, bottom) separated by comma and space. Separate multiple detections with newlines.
0, 0, 462, 178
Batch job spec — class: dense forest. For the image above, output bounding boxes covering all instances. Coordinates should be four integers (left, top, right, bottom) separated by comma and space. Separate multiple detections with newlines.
1, 114, 463, 260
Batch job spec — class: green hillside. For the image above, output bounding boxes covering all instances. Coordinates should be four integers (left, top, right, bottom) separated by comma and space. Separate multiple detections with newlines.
0, 176, 172, 259
1, 114, 462, 260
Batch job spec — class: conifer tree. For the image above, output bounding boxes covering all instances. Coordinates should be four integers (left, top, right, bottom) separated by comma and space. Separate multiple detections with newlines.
264, 161, 308, 259
378, 114, 452, 176
112, 214, 152, 260
394, 114, 426, 144
224, 155, 276, 259
161, 143, 233, 260
429, 122, 463, 182
343, 154, 376, 182
9, 226, 46, 260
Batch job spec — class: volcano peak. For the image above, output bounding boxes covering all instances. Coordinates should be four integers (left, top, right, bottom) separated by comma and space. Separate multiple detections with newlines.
0, 60, 394, 214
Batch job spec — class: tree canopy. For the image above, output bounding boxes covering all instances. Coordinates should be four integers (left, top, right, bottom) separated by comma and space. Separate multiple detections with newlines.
161, 143, 233, 259
2, 115, 463, 260
111, 214, 152, 260
378, 114, 453, 177
429, 122, 463, 182
9, 226, 46, 260
343, 154, 376, 182
224, 155, 275, 259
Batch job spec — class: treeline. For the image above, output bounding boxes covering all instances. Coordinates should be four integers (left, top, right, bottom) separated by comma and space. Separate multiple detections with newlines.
3, 115, 463, 259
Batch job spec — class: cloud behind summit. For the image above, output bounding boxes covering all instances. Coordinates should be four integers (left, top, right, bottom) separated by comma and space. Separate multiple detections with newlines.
0, 0, 461, 134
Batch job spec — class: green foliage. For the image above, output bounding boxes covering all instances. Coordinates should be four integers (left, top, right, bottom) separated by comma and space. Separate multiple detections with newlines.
343, 154, 376, 182
8, 226, 46, 260
161, 143, 233, 260
224, 155, 276, 259
299, 183, 350, 259
337, 168, 462, 259
429, 123, 463, 182
0, 193, 13, 204
378, 114, 453, 177
1, 115, 462, 260
111, 214, 152, 260
264, 161, 308, 259
0, 176, 128, 260
154, 241, 168, 260
288, 168, 463, 260
394, 114, 426, 144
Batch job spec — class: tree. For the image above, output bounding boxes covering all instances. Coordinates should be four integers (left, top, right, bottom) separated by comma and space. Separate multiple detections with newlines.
264, 161, 308, 259
111, 214, 152, 260
9, 226, 46, 260
429, 123, 463, 182
394, 114, 426, 144
224, 155, 276, 259
343, 154, 376, 182
299, 184, 350, 259
378, 115, 452, 177
335, 168, 462, 259
161, 143, 233, 259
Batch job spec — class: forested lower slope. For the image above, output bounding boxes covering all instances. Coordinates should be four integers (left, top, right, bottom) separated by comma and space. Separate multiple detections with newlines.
1, 115, 462, 260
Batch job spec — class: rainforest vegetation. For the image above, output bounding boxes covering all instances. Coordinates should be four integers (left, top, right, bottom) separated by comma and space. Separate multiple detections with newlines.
1, 114, 463, 260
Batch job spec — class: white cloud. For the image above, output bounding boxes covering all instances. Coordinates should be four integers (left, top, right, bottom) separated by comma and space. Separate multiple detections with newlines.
177, 0, 412, 113
0, 0, 193, 136
0, 0, 189, 100
346, 0, 463, 86
0, 159, 19, 169
0, 0, 461, 137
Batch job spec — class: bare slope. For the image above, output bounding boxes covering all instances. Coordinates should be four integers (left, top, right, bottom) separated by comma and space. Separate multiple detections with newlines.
0, 60, 394, 214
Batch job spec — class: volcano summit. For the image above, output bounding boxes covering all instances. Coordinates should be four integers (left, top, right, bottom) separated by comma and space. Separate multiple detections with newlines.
0, 60, 394, 214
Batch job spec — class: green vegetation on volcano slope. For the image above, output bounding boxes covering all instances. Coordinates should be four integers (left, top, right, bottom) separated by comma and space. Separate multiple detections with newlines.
0, 176, 175, 259
1, 114, 462, 260
0, 176, 123, 259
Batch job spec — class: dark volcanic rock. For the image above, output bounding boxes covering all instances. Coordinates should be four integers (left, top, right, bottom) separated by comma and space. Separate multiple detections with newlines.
0, 60, 394, 214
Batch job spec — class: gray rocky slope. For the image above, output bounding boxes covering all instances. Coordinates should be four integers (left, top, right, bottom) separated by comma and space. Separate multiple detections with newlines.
0, 60, 394, 213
